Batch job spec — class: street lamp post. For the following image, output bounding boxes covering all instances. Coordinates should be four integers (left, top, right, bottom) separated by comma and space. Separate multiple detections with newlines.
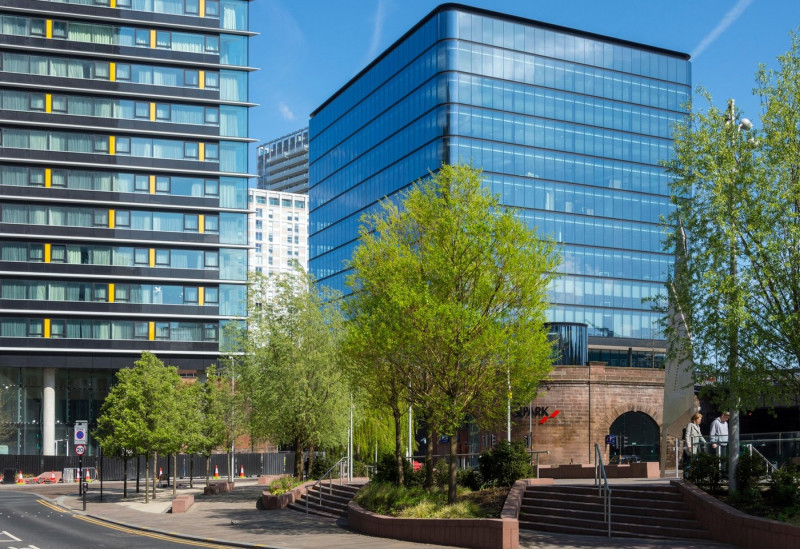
724, 98, 752, 493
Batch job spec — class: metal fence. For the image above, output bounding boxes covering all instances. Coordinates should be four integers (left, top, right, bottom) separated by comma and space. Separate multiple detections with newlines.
0, 452, 295, 482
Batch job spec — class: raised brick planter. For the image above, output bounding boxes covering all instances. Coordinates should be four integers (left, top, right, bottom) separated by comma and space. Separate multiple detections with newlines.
501, 478, 553, 519
257, 474, 288, 486
171, 494, 194, 513
538, 462, 659, 479
203, 481, 235, 495
673, 480, 800, 549
348, 500, 518, 549
260, 480, 316, 510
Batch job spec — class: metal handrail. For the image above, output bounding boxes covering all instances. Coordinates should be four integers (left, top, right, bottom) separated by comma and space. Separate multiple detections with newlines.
305, 456, 349, 514
746, 444, 778, 474
593, 443, 612, 537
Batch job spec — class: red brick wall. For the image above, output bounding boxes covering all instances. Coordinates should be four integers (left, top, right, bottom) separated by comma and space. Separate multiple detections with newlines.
482, 365, 665, 466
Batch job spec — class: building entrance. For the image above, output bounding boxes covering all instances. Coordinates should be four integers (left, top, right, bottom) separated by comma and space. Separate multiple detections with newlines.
609, 411, 660, 462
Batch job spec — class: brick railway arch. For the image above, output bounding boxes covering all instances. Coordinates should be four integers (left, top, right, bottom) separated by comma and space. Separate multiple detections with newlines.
608, 411, 660, 462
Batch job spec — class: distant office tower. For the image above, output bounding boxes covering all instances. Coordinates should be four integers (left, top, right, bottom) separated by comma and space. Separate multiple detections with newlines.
256, 128, 309, 193
0, 0, 254, 455
247, 188, 309, 277
309, 4, 690, 367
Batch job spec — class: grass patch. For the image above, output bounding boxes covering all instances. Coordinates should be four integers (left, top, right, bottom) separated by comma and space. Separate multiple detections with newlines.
355, 481, 509, 518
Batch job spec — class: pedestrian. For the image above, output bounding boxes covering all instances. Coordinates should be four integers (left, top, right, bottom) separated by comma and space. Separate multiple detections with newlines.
710, 411, 729, 455
684, 412, 706, 459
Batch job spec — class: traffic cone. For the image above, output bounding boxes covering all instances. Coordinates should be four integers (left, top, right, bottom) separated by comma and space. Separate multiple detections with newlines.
49, 470, 56, 483
17, 470, 23, 484
213, 465, 220, 479
239, 465, 245, 478
85, 469, 90, 482
158, 467, 163, 480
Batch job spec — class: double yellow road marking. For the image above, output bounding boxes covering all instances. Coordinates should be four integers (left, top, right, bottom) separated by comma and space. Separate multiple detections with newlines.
35, 500, 242, 548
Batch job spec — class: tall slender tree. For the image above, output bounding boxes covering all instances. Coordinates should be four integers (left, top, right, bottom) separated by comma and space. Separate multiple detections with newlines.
665, 31, 800, 492
346, 163, 560, 503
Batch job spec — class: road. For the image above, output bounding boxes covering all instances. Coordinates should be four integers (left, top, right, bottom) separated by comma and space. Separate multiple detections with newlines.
0, 491, 230, 549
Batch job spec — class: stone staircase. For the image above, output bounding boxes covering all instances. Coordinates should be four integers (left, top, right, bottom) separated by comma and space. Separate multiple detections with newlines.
519, 484, 712, 540
289, 480, 365, 518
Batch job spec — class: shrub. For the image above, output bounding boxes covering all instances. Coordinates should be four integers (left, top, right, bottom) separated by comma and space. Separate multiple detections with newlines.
434, 458, 450, 488
478, 440, 533, 487
768, 462, 800, 507
736, 452, 768, 495
457, 467, 483, 491
684, 452, 723, 494
310, 454, 340, 480
374, 453, 412, 485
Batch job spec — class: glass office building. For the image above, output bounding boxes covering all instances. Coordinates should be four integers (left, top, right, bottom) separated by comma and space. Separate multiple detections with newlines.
0, 0, 254, 455
309, 4, 689, 367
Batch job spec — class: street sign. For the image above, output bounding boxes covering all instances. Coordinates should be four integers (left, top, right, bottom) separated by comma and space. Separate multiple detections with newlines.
74, 421, 88, 445
605, 434, 616, 446
74, 444, 85, 456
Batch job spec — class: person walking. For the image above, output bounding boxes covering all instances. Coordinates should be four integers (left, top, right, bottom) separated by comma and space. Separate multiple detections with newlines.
684, 412, 707, 459
710, 411, 729, 456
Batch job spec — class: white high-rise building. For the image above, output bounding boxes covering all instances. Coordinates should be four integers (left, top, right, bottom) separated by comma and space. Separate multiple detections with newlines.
248, 189, 308, 277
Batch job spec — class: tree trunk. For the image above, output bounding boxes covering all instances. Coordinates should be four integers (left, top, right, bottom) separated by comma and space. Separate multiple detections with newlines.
307, 445, 315, 479
152, 453, 157, 500
190, 455, 194, 489
172, 453, 177, 497
424, 423, 434, 490
448, 435, 458, 504
144, 455, 150, 504
136, 457, 140, 494
293, 438, 303, 480
393, 406, 404, 486
205, 454, 210, 486
226, 450, 232, 482
123, 457, 128, 499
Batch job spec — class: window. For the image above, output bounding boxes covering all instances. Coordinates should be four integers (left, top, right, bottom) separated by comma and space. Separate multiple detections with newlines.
28, 319, 44, 337
185, 70, 199, 87
134, 322, 148, 339
156, 104, 171, 121
204, 251, 218, 268
255, 220, 262, 229
52, 95, 67, 113
30, 94, 46, 112
50, 320, 65, 338
184, 286, 198, 303
52, 21, 67, 38
206, 0, 220, 16
134, 248, 149, 265
256, 209, 263, 218
93, 285, 108, 302
29, 245, 44, 262
156, 176, 170, 193
134, 174, 149, 192
155, 322, 170, 339
294, 200, 305, 209
30, 19, 46, 37
269, 197, 279, 206
205, 107, 219, 125
115, 210, 131, 227
29, 168, 45, 186
51, 245, 66, 263
255, 232, 262, 241
134, 102, 150, 119
205, 36, 219, 53
205, 143, 219, 160
204, 179, 219, 196
116, 137, 131, 154
93, 210, 109, 227
184, 142, 199, 159
184, 214, 199, 231
116, 64, 131, 81
205, 71, 219, 89
205, 287, 219, 303
135, 29, 149, 46
156, 31, 171, 48
282, 199, 291, 207
185, 0, 200, 15
204, 216, 218, 233
94, 136, 109, 153
155, 249, 170, 266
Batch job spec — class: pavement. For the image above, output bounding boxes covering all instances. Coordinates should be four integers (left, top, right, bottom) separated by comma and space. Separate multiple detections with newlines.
1, 476, 740, 549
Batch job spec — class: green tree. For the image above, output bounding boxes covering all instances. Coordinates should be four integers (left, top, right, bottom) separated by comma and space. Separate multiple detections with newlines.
345, 163, 559, 503
665, 31, 800, 492
237, 267, 349, 479
184, 364, 228, 486
95, 352, 182, 503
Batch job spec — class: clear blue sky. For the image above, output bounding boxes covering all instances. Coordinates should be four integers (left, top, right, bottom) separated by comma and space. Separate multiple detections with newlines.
248, 0, 799, 147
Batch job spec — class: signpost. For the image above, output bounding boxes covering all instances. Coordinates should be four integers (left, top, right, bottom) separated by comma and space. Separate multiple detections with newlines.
74, 421, 88, 495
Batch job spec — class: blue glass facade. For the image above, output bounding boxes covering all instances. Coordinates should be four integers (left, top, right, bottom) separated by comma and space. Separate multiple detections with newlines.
309, 4, 689, 359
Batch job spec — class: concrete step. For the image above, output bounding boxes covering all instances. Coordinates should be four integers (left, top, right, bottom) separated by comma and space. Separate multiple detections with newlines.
519, 506, 706, 532
521, 498, 695, 520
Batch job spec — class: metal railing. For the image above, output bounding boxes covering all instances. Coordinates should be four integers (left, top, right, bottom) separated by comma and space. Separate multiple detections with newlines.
746, 444, 778, 474
593, 443, 612, 537
305, 456, 349, 514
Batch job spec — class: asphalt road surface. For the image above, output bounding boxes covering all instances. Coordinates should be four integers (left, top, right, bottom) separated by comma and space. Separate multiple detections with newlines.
0, 492, 231, 549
